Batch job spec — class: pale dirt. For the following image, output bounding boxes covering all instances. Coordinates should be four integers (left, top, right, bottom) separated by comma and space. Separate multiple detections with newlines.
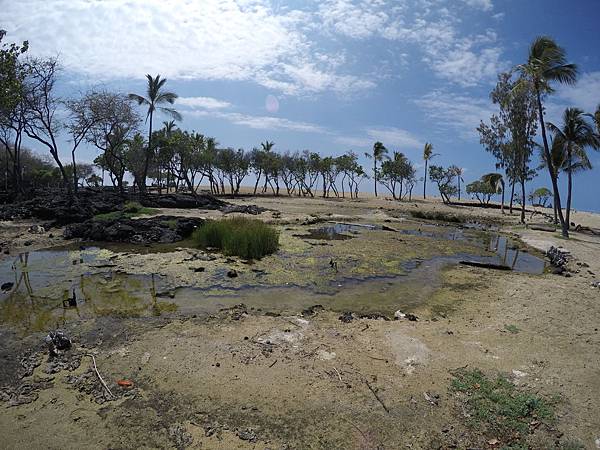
0, 193, 599, 449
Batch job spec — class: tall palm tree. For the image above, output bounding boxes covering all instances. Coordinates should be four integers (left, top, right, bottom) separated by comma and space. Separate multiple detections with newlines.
422, 142, 435, 199
128, 74, 181, 194
539, 138, 568, 225
518, 36, 578, 237
365, 141, 387, 197
482, 173, 505, 215
451, 166, 464, 201
547, 108, 599, 229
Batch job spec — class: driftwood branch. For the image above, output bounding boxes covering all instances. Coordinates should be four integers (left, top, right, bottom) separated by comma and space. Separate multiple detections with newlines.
365, 380, 389, 414
88, 354, 113, 398
459, 260, 510, 271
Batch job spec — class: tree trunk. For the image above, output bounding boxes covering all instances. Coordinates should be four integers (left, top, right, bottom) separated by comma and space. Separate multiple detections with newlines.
71, 148, 78, 193
501, 181, 505, 214
536, 87, 568, 237
509, 181, 515, 214
520, 179, 526, 224
423, 160, 427, 199
566, 148, 573, 230
374, 159, 378, 197
142, 109, 154, 195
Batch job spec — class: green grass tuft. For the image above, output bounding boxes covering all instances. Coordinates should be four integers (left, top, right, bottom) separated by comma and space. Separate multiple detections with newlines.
94, 201, 157, 221
451, 369, 553, 441
411, 209, 464, 223
504, 324, 520, 334
192, 217, 279, 260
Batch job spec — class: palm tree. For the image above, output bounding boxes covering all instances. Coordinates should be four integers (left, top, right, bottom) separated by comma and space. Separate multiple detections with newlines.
482, 173, 505, 215
422, 142, 436, 199
518, 36, 578, 237
592, 104, 600, 135
365, 141, 387, 197
128, 74, 181, 194
547, 108, 599, 229
539, 138, 568, 225
451, 166, 464, 201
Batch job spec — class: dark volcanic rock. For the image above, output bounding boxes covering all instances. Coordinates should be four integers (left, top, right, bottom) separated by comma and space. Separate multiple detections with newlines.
0, 189, 228, 225
64, 216, 204, 244
222, 204, 268, 215
142, 193, 227, 209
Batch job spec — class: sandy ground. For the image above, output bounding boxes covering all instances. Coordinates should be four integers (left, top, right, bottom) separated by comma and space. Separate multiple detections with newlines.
0, 193, 599, 449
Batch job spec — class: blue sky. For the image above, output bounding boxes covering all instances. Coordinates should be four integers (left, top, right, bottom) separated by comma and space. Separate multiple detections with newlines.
3, 0, 600, 211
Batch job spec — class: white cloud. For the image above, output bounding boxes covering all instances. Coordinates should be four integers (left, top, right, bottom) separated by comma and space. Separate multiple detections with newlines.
335, 126, 421, 149
188, 109, 328, 133
462, 0, 493, 11
2, 0, 372, 96
414, 90, 496, 139
366, 126, 421, 148
317, 0, 506, 86
177, 97, 232, 110
556, 72, 600, 112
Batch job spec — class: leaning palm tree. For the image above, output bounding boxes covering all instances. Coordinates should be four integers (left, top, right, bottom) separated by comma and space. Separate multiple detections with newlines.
422, 142, 436, 199
482, 173, 505, 215
539, 138, 568, 225
518, 36, 578, 237
128, 74, 181, 194
547, 107, 599, 229
365, 141, 387, 197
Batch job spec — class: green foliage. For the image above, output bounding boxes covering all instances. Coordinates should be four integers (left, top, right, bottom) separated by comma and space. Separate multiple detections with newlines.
93, 201, 156, 221
504, 324, 520, 334
451, 369, 553, 443
379, 151, 417, 200
410, 209, 464, 223
466, 180, 496, 204
428, 165, 458, 203
529, 187, 552, 207
192, 217, 279, 260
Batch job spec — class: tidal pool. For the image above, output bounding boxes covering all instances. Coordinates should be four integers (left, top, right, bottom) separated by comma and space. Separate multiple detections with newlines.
0, 223, 546, 334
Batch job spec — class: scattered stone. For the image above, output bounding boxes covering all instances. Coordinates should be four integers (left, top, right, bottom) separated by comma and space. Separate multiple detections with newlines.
192, 267, 205, 273
223, 204, 268, 215
227, 269, 238, 278
591, 281, 600, 289
64, 215, 204, 244
301, 305, 324, 317
237, 428, 258, 443
168, 424, 193, 449
27, 225, 45, 234
44, 330, 72, 356
394, 310, 418, 321
1, 282, 14, 292
338, 311, 354, 323
547, 246, 570, 274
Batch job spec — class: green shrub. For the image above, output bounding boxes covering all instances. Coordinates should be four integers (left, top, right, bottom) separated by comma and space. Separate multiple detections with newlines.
411, 209, 464, 223
192, 217, 279, 259
450, 369, 553, 439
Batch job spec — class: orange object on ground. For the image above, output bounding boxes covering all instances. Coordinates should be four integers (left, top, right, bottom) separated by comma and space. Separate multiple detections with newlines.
117, 379, 134, 388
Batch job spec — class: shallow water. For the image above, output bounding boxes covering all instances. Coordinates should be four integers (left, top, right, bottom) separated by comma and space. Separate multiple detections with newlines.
0, 222, 546, 334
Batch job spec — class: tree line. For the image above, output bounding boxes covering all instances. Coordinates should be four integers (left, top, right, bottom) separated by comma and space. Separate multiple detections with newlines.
2, 31, 599, 238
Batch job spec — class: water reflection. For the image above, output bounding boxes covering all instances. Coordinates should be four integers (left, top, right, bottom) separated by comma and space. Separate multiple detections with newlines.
0, 250, 176, 334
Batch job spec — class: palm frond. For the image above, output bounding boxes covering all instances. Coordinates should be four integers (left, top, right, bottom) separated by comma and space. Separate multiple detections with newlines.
156, 92, 178, 105
159, 107, 182, 121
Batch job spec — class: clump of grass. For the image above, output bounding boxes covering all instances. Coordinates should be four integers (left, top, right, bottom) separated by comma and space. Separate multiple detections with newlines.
505, 324, 520, 334
451, 369, 554, 444
192, 217, 279, 260
94, 201, 157, 221
411, 209, 464, 223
